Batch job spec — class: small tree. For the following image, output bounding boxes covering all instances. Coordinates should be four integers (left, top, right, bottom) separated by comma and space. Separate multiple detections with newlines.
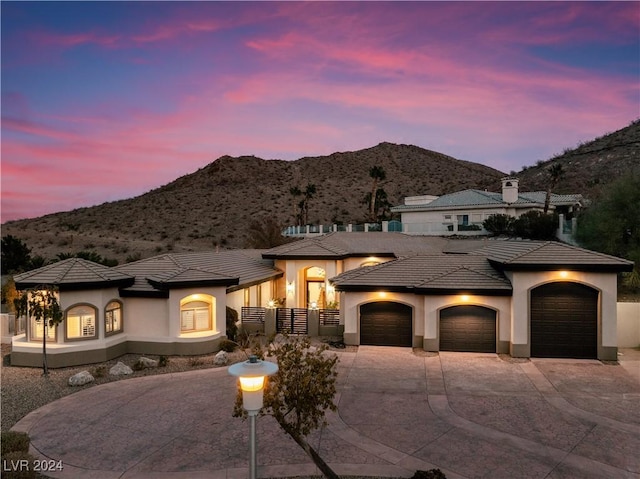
367, 166, 387, 221
1, 235, 32, 274
27, 286, 63, 375
543, 163, 565, 214
234, 336, 340, 478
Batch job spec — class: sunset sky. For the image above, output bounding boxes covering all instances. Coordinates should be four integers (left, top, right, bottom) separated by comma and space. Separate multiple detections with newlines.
2, 1, 638, 222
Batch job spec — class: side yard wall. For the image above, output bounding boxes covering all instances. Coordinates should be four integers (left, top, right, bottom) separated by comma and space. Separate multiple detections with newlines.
618, 302, 640, 348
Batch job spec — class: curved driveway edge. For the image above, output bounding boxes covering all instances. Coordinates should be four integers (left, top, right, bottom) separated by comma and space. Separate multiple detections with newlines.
11, 347, 640, 479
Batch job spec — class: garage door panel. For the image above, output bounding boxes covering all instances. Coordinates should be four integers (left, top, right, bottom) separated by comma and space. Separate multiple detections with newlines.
360, 302, 412, 347
440, 306, 496, 353
531, 282, 597, 359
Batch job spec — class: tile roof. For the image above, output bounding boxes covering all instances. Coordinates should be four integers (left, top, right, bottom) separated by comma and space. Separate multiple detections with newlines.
391, 189, 583, 211
115, 249, 282, 295
331, 254, 512, 294
263, 232, 448, 259
469, 240, 634, 272
14, 258, 134, 289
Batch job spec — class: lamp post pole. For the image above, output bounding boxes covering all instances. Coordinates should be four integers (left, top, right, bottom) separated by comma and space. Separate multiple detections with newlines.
248, 410, 257, 478
229, 355, 278, 479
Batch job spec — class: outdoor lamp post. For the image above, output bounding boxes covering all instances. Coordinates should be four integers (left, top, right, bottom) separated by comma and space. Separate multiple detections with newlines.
229, 355, 278, 479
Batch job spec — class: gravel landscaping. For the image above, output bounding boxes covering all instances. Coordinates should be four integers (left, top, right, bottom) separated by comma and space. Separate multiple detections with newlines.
0, 344, 248, 432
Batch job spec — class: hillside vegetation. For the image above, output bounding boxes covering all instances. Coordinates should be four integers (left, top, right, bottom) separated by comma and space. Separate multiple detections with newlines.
3, 121, 638, 265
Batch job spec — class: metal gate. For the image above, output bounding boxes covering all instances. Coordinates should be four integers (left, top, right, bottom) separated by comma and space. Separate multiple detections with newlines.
276, 308, 308, 334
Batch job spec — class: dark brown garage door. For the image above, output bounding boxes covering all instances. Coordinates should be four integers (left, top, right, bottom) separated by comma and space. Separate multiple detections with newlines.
360, 302, 412, 347
440, 305, 496, 353
531, 282, 598, 359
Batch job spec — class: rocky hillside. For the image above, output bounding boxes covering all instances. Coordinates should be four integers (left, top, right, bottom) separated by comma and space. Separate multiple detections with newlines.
3, 120, 638, 265
515, 120, 639, 199
2, 143, 504, 263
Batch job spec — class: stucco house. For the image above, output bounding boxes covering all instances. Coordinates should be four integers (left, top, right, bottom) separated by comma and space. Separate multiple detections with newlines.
11, 232, 632, 367
391, 178, 583, 236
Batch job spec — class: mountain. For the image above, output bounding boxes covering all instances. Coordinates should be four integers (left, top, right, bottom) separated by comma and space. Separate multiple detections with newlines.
2, 143, 503, 263
3, 120, 638, 265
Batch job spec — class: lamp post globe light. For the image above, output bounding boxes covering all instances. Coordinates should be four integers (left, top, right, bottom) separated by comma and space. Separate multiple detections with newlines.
229, 355, 278, 479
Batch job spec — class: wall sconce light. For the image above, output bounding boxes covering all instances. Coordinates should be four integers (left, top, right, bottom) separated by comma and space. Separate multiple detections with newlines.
309, 301, 318, 310
286, 282, 295, 295
267, 299, 276, 309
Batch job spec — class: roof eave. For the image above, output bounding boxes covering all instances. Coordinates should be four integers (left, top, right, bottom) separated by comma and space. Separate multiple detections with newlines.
16, 277, 135, 291
147, 278, 240, 290
489, 259, 634, 273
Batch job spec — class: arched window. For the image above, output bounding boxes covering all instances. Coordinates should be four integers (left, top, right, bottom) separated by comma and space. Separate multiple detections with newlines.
66, 304, 98, 341
105, 300, 123, 336
180, 300, 212, 332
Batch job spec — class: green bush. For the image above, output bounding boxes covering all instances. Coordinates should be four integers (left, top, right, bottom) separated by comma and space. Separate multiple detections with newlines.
512, 211, 557, 240
483, 214, 515, 236
219, 339, 237, 352
1, 431, 30, 455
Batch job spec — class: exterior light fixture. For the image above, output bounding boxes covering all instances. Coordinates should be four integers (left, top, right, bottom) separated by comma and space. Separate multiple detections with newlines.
559, 271, 569, 278
461, 295, 470, 302
310, 301, 318, 310
229, 355, 278, 479
286, 282, 295, 295
267, 299, 276, 309
378, 291, 387, 298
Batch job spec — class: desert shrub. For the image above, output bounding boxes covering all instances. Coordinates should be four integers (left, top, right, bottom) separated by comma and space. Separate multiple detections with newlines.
158, 355, 169, 367
226, 307, 239, 341
132, 359, 146, 371
188, 357, 204, 367
483, 214, 515, 236
1, 431, 30, 455
219, 339, 237, 352
92, 365, 107, 378
512, 211, 557, 240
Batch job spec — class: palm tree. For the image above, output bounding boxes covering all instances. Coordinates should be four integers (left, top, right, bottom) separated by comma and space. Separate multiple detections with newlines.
289, 186, 302, 225
368, 166, 386, 221
543, 163, 565, 214
302, 183, 316, 225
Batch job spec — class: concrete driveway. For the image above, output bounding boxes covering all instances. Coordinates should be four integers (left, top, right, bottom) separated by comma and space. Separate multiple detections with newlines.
12, 347, 640, 479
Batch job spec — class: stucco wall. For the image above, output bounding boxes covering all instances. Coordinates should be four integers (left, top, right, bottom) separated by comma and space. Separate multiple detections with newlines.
340, 290, 509, 350
618, 302, 640, 348
508, 270, 618, 359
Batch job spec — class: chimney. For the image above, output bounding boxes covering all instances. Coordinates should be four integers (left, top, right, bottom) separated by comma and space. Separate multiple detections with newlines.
501, 177, 519, 203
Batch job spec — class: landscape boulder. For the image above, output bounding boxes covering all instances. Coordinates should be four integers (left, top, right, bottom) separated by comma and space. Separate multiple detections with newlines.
68, 371, 95, 386
137, 357, 158, 369
214, 350, 228, 366
109, 361, 133, 376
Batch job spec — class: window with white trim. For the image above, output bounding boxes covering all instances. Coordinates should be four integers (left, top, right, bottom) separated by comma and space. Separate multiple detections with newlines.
181, 301, 211, 332
105, 300, 123, 335
66, 304, 98, 340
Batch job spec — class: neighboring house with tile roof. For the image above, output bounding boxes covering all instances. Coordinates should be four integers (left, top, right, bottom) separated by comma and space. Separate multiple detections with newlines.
391, 178, 583, 237
10, 233, 632, 367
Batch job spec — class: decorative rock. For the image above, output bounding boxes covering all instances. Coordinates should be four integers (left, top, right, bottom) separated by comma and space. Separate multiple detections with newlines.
109, 361, 133, 376
214, 350, 228, 366
68, 370, 95, 386
137, 357, 158, 368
